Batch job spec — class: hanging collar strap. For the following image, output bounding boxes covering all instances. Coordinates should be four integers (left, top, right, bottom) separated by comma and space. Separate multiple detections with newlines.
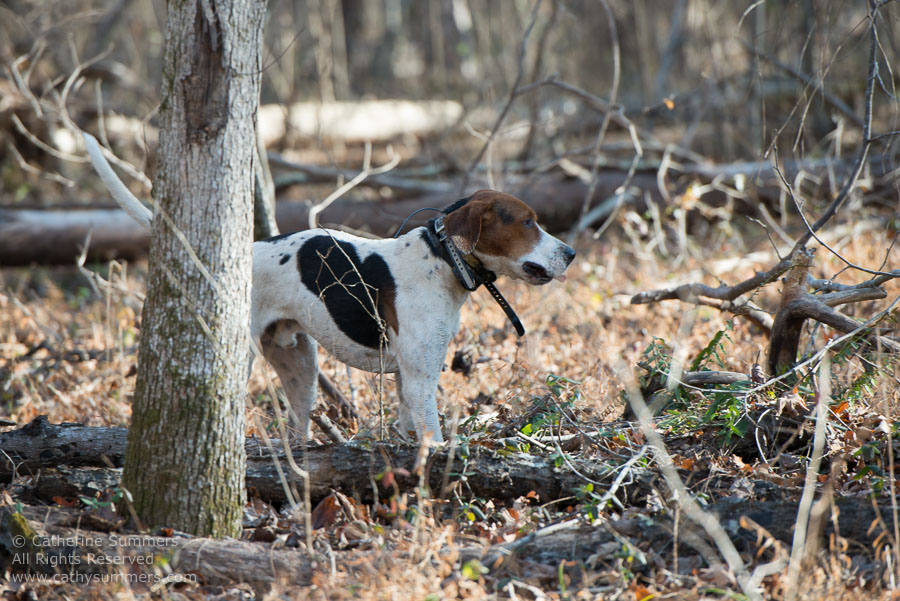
482, 280, 526, 337
429, 217, 526, 337
433, 216, 480, 291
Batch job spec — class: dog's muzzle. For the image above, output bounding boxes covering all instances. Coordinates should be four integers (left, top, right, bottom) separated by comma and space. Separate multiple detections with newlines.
523, 261, 553, 284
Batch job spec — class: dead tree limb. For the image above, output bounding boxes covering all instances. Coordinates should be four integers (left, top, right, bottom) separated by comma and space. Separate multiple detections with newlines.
3, 505, 313, 587
1, 417, 636, 506
768, 249, 816, 376
632, 4, 887, 344
808, 270, 900, 294
767, 249, 899, 376
631, 256, 792, 305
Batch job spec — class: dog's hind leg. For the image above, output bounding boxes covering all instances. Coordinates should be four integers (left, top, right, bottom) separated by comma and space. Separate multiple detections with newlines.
259, 320, 318, 442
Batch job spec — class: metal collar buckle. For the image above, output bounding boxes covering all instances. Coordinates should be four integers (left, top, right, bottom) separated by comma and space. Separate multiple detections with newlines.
434, 216, 479, 291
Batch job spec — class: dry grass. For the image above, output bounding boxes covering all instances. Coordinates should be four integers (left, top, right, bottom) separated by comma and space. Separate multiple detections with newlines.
2, 211, 900, 600
0, 231, 761, 432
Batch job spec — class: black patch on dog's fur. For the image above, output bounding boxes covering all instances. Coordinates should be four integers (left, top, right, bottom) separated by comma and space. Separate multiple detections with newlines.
279, 254, 290, 265
421, 226, 442, 259
298, 236, 398, 349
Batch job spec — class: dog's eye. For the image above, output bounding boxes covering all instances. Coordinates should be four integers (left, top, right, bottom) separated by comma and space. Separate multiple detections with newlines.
523, 218, 534, 228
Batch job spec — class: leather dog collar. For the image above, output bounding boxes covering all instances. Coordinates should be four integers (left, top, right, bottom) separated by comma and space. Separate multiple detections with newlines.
428, 217, 525, 337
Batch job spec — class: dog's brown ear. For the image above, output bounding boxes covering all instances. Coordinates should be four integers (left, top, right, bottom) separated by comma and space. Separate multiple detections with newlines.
443, 199, 488, 254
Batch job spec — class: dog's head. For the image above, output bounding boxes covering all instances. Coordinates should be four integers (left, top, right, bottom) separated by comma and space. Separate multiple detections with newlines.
442, 190, 575, 285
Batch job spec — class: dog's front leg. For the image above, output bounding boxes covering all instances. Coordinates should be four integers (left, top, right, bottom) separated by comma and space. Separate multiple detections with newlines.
396, 364, 443, 443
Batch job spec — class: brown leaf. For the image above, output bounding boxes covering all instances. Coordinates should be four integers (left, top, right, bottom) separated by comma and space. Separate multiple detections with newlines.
673, 455, 695, 470
311, 493, 342, 530
832, 401, 850, 418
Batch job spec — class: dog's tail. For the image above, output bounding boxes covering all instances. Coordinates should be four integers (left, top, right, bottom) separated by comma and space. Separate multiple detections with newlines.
82, 132, 153, 230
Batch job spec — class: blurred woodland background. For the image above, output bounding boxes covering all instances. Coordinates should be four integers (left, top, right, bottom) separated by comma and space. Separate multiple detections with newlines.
2, 0, 896, 201
3, 1, 900, 599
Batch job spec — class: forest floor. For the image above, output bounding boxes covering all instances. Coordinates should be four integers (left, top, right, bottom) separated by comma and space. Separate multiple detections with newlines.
2, 207, 900, 600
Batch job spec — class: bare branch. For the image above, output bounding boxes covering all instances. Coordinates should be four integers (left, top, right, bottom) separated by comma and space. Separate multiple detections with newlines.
808, 270, 900, 293
630, 257, 792, 305
460, 0, 543, 193
819, 287, 887, 306
740, 39, 863, 128
307, 143, 401, 229
789, 3, 879, 249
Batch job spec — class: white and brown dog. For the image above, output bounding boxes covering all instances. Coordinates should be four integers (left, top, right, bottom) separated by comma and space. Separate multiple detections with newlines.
83, 134, 575, 443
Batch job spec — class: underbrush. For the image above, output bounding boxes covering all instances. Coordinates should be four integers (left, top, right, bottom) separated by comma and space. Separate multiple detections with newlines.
2, 221, 900, 600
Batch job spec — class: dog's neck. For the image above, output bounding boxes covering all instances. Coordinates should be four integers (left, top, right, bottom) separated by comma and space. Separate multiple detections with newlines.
421, 218, 525, 336
424, 216, 494, 292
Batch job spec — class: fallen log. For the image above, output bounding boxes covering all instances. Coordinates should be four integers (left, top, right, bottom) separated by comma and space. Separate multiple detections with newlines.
2, 504, 314, 588
0, 207, 151, 266
4, 493, 890, 590
6, 150, 899, 267
469, 496, 889, 573
0, 172, 658, 266
0, 417, 636, 506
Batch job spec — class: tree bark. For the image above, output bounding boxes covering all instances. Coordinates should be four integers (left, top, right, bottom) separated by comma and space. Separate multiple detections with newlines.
122, 0, 265, 537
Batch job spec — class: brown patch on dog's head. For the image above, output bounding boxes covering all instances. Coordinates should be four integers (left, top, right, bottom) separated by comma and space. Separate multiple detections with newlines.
442, 190, 541, 259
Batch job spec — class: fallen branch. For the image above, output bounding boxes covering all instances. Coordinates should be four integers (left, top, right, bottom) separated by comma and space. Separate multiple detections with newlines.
0, 171, 659, 265
768, 249, 899, 376
631, 256, 792, 305
2, 504, 313, 587
267, 152, 451, 197
1, 417, 637, 506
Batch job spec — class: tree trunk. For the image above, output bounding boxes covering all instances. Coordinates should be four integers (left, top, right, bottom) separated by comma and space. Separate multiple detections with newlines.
122, 0, 265, 537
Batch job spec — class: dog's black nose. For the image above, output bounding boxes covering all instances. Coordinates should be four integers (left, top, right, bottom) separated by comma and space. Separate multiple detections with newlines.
562, 245, 576, 265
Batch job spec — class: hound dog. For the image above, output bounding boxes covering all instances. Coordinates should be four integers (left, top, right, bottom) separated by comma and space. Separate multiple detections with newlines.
82, 134, 575, 443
